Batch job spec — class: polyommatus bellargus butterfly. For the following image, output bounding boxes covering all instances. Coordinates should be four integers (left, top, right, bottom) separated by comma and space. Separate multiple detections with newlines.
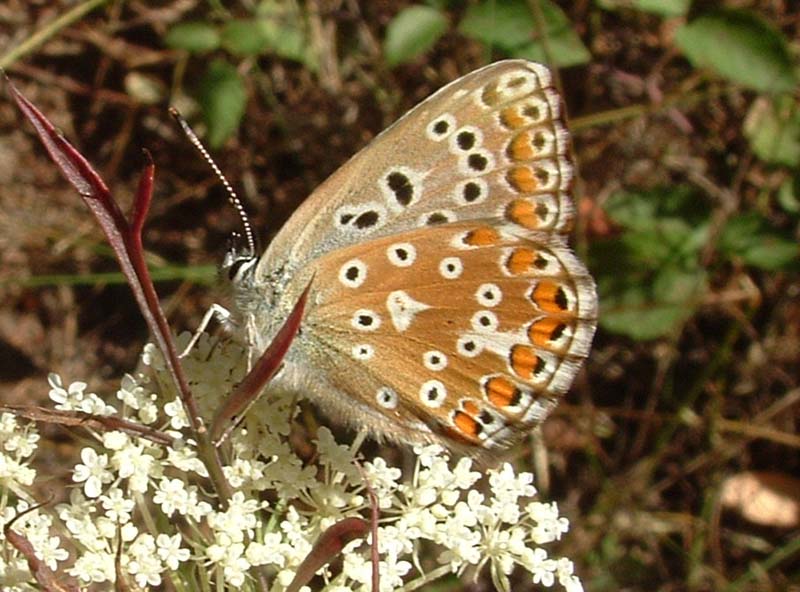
224, 60, 597, 461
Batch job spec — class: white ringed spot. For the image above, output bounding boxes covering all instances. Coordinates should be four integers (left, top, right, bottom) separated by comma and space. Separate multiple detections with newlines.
351, 343, 375, 361
448, 125, 484, 154
497, 70, 539, 100
425, 113, 456, 141
453, 178, 488, 206
458, 148, 495, 176
334, 202, 387, 234
351, 309, 381, 332
387, 242, 416, 267
376, 387, 398, 410
419, 209, 455, 226
439, 257, 463, 279
456, 334, 484, 358
338, 259, 367, 288
471, 310, 499, 333
475, 283, 502, 307
379, 166, 425, 211
423, 350, 448, 371
420, 380, 447, 408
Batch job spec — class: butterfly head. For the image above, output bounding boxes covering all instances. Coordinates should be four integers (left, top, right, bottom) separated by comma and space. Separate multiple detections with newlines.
221, 232, 259, 286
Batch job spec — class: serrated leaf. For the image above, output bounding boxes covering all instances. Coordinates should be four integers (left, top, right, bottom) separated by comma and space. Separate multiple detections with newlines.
198, 60, 247, 148
460, 0, 589, 67
718, 214, 799, 271
744, 95, 800, 167
384, 5, 449, 67
165, 21, 220, 53
221, 19, 270, 56
675, 10, 797, 93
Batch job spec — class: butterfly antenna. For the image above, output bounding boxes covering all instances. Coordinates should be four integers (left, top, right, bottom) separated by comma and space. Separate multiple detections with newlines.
169, 107, 257, 256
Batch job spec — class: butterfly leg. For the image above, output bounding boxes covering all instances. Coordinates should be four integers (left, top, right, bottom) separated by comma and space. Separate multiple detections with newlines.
179, 303, 235, 358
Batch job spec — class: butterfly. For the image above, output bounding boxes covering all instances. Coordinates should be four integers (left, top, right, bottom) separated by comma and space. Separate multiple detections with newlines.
224, 60, 597, 461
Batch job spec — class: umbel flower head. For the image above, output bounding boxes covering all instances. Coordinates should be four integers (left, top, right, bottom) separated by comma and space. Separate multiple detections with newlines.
0, 333, 583, 591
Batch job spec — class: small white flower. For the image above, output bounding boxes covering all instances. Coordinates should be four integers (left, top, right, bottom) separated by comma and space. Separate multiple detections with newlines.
73, 447, 114, 498
112, 440, 159, 493
68, 550, 116, 583
48, 374, 116, 415
36, 536, 69, 571
156, 533, 190, 570
153, 477, 189, 516
205, 534, 250, 587
127, 533, 164, 587
245, 533, 285, 567
163, 398, 190, 429
99, 487, 135, 522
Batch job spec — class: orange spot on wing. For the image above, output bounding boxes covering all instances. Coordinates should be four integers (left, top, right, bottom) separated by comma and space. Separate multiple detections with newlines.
507, 199, 539, 229
506, 166, 538, 193
508, 132, 535, 161
440, 425, 479, 446
506, 248, 548, 275
528, 318, 567, 347
510, 345, 544, 380
499, 106, 525, 129
531, 280, 569, 313
485, 376, 521, 408
462, 400, 480, 416
453, 411, 482, 439
463, 226, 500, 247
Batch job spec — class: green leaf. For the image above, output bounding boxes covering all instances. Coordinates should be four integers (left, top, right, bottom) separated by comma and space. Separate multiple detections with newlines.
596, 0, 689, 16
460, 0, 589, 67
460, 0, 534, 49
221, 19, 270, 56
675, 10, 797, 93
604, 186, 710, 236
596, 256, 707, 340
250, 4, 317, 70
592, 187, 713, 339
198, 59, 247, 148
384, 5, 449, 66
777, 175, 800, 214
164, 22, 220, 53
633, 0, 689, 17
718, 214, 799, 271
744, 95, 800, 167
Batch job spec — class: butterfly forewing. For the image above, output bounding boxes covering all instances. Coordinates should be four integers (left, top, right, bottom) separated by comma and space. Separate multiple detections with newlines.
240, 60, 597, 457
257, 61, 574, 294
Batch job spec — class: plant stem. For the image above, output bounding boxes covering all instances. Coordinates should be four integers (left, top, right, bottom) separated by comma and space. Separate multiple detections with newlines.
0, 0, 115, 69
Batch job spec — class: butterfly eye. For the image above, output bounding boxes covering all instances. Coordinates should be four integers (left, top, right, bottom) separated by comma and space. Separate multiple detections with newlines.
225, 256, 258, 283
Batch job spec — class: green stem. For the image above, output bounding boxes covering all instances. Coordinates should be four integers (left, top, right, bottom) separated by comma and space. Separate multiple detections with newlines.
0, 0, 115, 69
401, 564, 454, 591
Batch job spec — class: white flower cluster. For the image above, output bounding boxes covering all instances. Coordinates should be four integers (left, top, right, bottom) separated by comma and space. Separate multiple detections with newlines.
0, 334, 583, 591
